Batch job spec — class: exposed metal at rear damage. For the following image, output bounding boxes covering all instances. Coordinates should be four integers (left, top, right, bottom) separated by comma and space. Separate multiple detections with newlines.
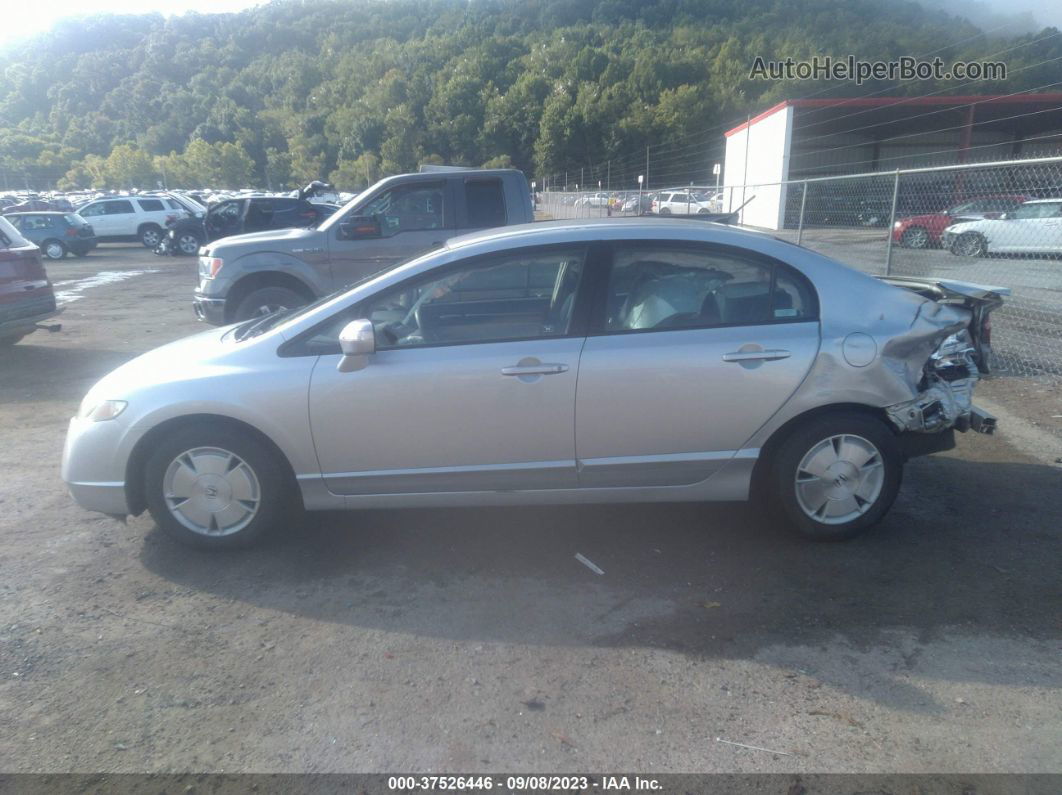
875, 278, 1009, 437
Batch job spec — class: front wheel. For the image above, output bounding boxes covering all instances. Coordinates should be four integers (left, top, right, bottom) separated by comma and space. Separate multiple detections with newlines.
901, 226, 929, 248
139, 224, 163, 248
233, 285, 307, 322
175, 232, 201, 256
952, 232, 987, 257
41, 239, 67, 260
144, 424, 295, 549
769, 413, 903, 541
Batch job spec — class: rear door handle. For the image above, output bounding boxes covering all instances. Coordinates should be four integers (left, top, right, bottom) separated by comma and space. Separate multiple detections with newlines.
501, 363, 569, 376
722, 349, 791, 362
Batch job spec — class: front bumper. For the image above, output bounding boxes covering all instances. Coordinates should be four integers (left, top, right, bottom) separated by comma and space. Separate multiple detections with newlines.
61, 415, 139, 516
193, 293, 227, 325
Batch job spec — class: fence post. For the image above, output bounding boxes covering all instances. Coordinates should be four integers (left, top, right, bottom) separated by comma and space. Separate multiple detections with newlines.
884, 169, 900, 276
796, 180, 808, 245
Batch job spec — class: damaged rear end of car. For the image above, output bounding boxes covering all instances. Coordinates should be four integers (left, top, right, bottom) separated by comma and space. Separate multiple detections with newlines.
876, 277, 1008, 442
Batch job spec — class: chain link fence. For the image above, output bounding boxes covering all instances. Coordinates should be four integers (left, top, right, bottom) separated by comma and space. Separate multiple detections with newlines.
539, 156, 1062, 379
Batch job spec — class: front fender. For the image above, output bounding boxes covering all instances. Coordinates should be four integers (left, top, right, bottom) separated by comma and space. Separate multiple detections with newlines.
213, 251, 330, 298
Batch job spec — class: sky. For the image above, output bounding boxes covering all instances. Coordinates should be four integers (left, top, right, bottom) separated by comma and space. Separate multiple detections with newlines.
0, 0, 265, 46
0, 0, 1060, 48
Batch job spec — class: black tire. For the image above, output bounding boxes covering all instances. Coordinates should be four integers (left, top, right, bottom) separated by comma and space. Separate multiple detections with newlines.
144, 423, 295, 549
233, 285, 307, 322
41, 239, 67, 260
139, 224, 163, 248
175, 232, 202, 256
951, 231, 987, 257
0, 333, 27, 346
900, 226, 929, 249
659, 207, 671, 215
769, 412, 903, 541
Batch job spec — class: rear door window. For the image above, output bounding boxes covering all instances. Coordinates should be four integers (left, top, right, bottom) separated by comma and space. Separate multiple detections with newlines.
105, 200, 135, 215
465, 179, 506, 228
137, 199, 164, 212
601, 243, 817, 332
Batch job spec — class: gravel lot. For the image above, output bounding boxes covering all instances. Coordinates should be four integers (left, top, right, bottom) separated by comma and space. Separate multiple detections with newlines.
0, 244, 1059, 774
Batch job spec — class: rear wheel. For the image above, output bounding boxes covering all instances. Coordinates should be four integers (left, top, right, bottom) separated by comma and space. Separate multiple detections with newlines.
952, 231, 987, 257
144, 424, 294, 549
901, 226, 929, 248
769, 412, 903, 541
139, 224, 163, 248
659, 207, 671, 215
41, 239, 66, 260
233, 285, 307, 322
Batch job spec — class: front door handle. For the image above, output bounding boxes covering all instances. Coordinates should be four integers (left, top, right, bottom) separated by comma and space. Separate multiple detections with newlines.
722, 349, 791, 362
501, 363, 569, 376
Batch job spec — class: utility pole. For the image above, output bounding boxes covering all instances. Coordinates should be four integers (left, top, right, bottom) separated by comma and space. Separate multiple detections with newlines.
606, 160, 611, 191
645, 146, 650, 190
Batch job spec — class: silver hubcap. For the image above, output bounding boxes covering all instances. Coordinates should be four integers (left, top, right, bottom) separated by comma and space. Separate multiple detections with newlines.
795, 434, 884, 525
254, 303, 285, 316
143, 230, 160, 246
46, 243, 63, 258
178, 235, 199, 254
905, 228, 927, 247
162, 447, 261, 536
957, 235, 981, 255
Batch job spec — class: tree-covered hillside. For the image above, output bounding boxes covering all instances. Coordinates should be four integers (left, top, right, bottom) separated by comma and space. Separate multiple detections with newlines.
0, 0, 1059, 190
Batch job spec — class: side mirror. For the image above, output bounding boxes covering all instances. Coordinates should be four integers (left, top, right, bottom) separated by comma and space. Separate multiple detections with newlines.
339, 215, 381, 240
337, 319, 376, 372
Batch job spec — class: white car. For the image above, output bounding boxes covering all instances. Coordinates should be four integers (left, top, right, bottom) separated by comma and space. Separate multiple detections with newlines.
652, 191, 715, 215
573, 192, 610, 208
943, 198, 1062, 256
76, 195, 187, 247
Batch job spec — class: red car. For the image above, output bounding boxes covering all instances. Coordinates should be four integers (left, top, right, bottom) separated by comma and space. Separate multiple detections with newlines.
892, 195, 1031, 249
0, 216, 61, 346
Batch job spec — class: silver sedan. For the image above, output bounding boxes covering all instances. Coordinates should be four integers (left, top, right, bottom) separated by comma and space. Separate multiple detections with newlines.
62, 219, 1006, 548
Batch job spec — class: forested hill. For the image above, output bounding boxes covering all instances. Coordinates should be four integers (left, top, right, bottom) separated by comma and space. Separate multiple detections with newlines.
1, 0, 1059, 190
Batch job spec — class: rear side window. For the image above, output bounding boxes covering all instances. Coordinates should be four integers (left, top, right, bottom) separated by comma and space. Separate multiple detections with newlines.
603, 243, 816, 332
465, 180, 506, 228
106, 200, 135, 215
138, 199, 164, 212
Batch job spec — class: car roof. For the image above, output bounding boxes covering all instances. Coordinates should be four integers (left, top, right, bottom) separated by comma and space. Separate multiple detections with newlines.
2, 210, 67, 216
1023, 198, 1062, 204
445, 217, 778, 252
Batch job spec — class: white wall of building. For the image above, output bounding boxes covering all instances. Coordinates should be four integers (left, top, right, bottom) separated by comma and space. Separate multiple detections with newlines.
722, 104, 793, 230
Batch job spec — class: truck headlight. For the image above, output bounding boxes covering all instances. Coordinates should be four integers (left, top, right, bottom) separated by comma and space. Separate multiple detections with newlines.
198, 256, 223, 280
78, 399, 128, 422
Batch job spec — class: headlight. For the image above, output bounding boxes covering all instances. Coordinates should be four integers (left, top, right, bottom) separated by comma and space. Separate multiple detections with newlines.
198, 256, 223, 279
78, 399, 128, 422
893, 221, 903, 229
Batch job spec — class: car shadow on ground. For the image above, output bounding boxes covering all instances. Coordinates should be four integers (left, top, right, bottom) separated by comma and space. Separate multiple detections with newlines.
137, 451, 1062, 712
0, 343, 133, 405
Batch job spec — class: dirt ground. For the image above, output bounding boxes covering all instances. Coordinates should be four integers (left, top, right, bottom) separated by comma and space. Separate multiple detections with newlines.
0, 245, 1059, 774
